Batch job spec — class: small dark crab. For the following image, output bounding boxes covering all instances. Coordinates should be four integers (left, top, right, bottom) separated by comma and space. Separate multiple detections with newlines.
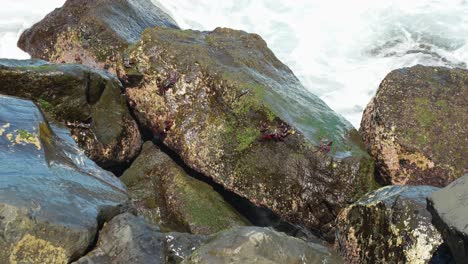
157, 120, 174, 141
313, 141, 333, 154
260, 122, 294, 142
159, 71, 179, 95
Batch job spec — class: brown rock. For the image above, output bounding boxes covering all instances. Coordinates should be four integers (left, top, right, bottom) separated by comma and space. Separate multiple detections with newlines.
122, 27, 378, 241
18, 0, 178, 80
360, 65, 467, 187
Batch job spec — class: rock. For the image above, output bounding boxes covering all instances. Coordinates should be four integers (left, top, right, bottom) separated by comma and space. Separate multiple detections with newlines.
336, 185, 445, 264
74, 213, 207, 264
427, 173, 468, 263
182, 226, 343, 264
0, 59, 142, 169
18, 0, 179, 79
123, 27, 377, 240
120, 141, 249, 235
0, 95, 130, 263
360, 65, 468, 187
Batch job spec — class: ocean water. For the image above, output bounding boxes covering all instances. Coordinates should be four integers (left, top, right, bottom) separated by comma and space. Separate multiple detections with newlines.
1, 0, 467, 127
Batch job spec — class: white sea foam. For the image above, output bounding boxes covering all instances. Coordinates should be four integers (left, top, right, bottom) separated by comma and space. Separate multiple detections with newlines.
1, 0, 467, 127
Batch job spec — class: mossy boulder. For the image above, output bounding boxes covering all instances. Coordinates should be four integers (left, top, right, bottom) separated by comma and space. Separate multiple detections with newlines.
0, 95, 130, 263
74, 213, 207, 264
121, 141, 249, 235
0, 59, 142, 168
182, 226, 343, 264
360, 65, 467, 187
123, 27, 377, 240
427, 173, 468, 263
336, 185, 448, 263
18, 0, 178, 80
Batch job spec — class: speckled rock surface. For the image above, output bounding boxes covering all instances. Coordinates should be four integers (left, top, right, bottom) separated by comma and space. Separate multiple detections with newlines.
427, 173, 468, 263
336, 185, 444, 264
74, 213, 207, 264
0, 95, 130, 263
360, 65, 467, 187
18, 0, 178, 79
123, 27, 377, 240
120, 141, 249, 235
0, 59, 142, 168
182, 226, 343, 264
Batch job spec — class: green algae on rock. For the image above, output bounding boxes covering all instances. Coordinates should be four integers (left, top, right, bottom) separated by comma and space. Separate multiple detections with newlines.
336, 185, 445, 264
360, 65, 467, 187
182, 226, 343, 264
427, 173, 468, 263
121, 141, 249, 235
124, 27, 377, 240
0, 95, 130, 263
0, 59, 142, 168
18, 0, 178, 80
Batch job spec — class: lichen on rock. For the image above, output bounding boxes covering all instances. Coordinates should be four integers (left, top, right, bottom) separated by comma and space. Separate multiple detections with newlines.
336, 185, 445, 263
10, 234, 68, 264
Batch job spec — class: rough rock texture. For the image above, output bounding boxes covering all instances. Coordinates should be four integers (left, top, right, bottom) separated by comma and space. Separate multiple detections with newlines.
360, 65, 468, 187
74, 213, 207, 264
336, 185, 445, 264
18, 0, 178, 79
0, 95, 130, 263
182, 226, 343, 264
120, 141, 249, 234
427, 173, 468, 263
0, 59, 142, 168
123, 27, 377, 240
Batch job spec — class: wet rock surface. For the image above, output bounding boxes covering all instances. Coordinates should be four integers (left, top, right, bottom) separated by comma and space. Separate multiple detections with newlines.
122, 26, 377, 241
121, 141, 249, 235
182, 226, 343, 264
336, 185, 445, 264
427, 173, 468, 263
0, 59, 142, 169
18, 0, 178, 77
74, 213, 207, 264
360, 65, 467, 187
0, 95, 130, 263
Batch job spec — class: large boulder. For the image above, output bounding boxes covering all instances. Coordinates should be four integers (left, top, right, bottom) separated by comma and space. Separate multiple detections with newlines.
360, 65, 467, 187
18, 0, 178, 79
123, 27, 377, 240
120, 141, 249, 235
182, 226, 343, 264
336, 185, 447, 263
0, 59, 142, 169
427, 173, 468, 263
0, 95, 130, 263
74, 213, 207, 264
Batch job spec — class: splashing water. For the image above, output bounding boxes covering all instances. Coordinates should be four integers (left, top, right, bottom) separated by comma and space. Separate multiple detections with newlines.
1, 0, 467, 127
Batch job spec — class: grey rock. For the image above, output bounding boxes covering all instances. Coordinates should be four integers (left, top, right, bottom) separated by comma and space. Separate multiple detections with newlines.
182, 226, 343, 264
0, 59, 142, 169
74, 213, 207, 264
428, 173, 468, 263
0, 95, 129, 263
